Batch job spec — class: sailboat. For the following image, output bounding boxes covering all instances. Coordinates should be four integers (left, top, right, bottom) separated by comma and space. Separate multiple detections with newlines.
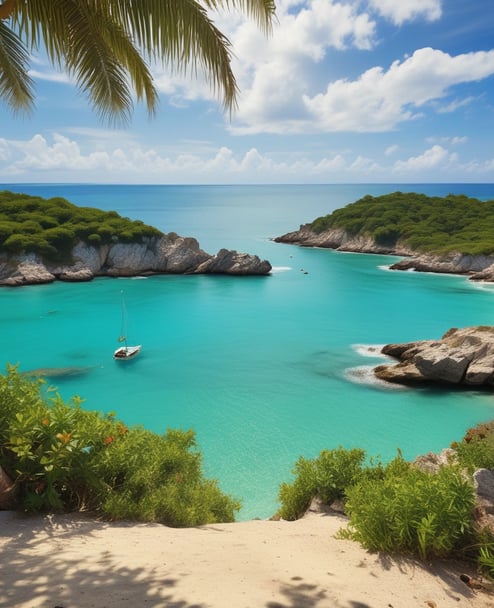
113, 290, 141, 360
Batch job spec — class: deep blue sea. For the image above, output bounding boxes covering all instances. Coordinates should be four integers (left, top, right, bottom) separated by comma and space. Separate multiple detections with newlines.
2, 183, 494, 520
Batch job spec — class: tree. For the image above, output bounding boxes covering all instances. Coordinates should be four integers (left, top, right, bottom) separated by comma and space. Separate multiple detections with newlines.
0, 0, 275, 123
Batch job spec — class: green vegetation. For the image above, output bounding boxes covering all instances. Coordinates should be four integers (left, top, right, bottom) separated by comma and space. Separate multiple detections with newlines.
3, 358, 494, 573
342, 456, 475, 560
0, 191, 162, 263
278, 425, 494, 577
278, 446, 366, 520
0, 365, 240, 526
310, 192, 494, 255
1, 1, 275, 122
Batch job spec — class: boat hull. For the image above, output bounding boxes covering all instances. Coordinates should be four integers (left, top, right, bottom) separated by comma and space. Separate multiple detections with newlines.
113, 345, 142, 360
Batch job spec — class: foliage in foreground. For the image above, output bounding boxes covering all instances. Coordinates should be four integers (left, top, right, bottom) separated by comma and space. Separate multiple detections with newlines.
278, 446, 367, 520
310, 192, 494, 255
1, 1, 275, 122
0, 365, 240, 526
278, 426, 494, 576
341, 455, 475, 560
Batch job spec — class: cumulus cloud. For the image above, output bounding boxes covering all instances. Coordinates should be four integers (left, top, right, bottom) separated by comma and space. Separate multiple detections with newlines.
149, 1, 377, 122
392, 145, 457, 173
368, 0, 441, 25
385, 145, 399, 156
145, 1, 465, 137
300, 48, 494, 133
2, 133, 492, 183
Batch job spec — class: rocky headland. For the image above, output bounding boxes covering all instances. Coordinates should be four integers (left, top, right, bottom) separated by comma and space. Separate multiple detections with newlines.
0, 234, 272, 286
374, 326, 494, 387
274, 225, 494, 282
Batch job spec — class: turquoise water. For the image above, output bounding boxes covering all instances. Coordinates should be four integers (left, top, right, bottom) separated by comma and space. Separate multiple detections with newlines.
2, 183, 494, 519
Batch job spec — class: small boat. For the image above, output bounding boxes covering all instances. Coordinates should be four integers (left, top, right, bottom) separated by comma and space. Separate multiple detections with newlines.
113, 344, 141, 360
114, 290, 141, 360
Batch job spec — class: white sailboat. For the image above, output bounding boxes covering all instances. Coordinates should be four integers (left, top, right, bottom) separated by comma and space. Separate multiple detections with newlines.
113, 290, 141, 360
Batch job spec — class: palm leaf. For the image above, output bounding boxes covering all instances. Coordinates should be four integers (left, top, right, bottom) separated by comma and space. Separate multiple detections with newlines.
3, 0, 276, 120
15, 0, 157, 123
0, 21, 34, 113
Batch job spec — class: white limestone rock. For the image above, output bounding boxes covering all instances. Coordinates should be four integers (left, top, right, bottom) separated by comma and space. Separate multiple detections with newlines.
0, 234, 271, 286
374, 326, 494, 387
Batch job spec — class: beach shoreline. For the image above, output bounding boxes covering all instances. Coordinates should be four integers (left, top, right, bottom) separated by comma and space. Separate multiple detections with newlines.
1, 510, 492, 608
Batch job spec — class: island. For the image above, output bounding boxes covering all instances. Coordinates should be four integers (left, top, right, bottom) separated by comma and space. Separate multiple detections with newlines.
0, 191, 271, 286
274, 191, 494, 281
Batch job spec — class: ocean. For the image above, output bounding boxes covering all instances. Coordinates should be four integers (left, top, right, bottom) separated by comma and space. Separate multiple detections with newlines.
2, 183, 494, 520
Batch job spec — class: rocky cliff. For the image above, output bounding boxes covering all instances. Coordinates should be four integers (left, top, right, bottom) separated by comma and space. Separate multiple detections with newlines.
274, 225, 494, 281
0, 233, 272, 286
274, 225, 413, 255
374, 326, 494, 387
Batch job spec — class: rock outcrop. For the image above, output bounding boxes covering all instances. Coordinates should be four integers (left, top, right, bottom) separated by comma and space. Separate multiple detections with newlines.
473, 469, 494, 535
0, 234, 272, 286
274, 225, 494, 281
274, 225, 413, 255
389, 252, 494, 280
374, 326, 494, 387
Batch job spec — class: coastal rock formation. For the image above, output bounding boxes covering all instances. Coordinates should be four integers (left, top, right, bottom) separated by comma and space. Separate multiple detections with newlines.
274, 225, 494, 281
274, 225, 413, 255
0, 234, 271, 286
374, 326, 494, 387
473, 469, 494, 535
389, 252, 494, 281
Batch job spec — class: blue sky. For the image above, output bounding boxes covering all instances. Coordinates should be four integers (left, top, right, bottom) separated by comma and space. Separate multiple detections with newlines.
1, 0, 494, 184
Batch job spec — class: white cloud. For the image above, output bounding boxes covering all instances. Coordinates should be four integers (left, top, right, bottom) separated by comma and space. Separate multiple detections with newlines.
2, 133, 492, 183
145, 1, 456, 137
426, 136, 468, 145
436, 96, 476, 114
300, 48, 494, 134
151, 3, 493, 138
149, 2, 377, 124
28, 69, 71, 84
369, 0, 442, 25
392, 145, 457, 173
385, 145, 399, 156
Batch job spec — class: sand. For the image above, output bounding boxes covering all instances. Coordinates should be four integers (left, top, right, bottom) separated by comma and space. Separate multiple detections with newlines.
1, 510, 493, 608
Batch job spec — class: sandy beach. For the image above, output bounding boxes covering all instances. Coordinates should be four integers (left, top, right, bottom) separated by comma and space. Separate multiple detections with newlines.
1, 510, 493, 608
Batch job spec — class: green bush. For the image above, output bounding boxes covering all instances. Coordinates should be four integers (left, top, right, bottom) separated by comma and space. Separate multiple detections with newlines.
0, 190, 162, 259
99, 427, 240, 526
278, 446, 366, 520
0, 366, 240, 525
308, 192, 494, 255
341, 454, 476, 560
452, 421, 494, 472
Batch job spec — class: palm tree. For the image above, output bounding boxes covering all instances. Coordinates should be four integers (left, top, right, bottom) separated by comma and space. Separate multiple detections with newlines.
0, 0, 275, 123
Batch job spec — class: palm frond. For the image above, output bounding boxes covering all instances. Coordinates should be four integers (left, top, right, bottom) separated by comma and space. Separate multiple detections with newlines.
16, 0, 158, 123
3, 0, 276, 120
0, 21, 34, 114
202, 0, 276, 33
107, 0, 241, 112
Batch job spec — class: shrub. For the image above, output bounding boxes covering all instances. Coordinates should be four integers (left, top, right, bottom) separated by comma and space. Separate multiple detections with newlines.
0, 366, 240, 525
307, 192, 494, 255
341, 454, 476, 560
0, 190, 163, 257
3, 233, 34, 253
450, 421, 494, 481
98, 427, 240, 526
278, 446, 366, 520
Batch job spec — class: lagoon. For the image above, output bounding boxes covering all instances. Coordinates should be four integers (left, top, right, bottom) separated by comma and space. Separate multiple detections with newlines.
2, 183, 494, 519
